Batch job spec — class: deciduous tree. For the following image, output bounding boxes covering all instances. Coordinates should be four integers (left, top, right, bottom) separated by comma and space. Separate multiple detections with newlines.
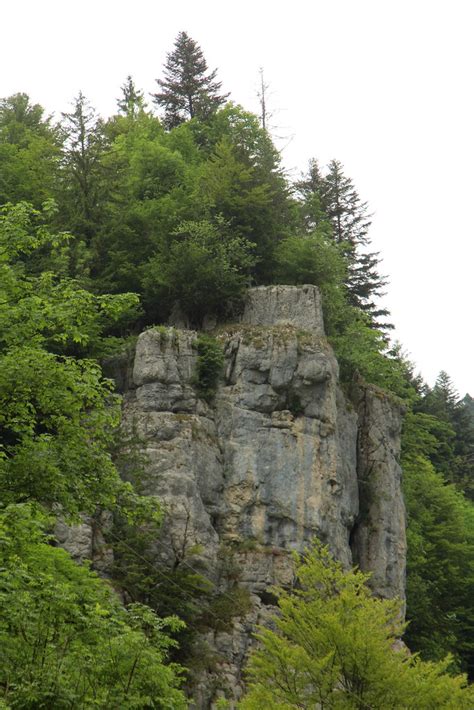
242, 543, 473, 708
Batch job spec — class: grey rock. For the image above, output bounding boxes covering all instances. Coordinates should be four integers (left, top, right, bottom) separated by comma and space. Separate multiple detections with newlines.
242, 284, 325, 333
350, 381, 406, 602
55, 511, 113, 574
63, 286, 406, 708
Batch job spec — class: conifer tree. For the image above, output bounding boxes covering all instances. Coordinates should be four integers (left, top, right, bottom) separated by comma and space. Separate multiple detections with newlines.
295, 158, 329, 233
298, 159, 391, 328
420, 372, 474, 497
60, 92, 106, 245
117, 75, 145, 118
152, 31, 229, 129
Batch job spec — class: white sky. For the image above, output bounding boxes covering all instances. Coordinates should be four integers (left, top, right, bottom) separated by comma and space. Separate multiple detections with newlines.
2, 0, 473, 395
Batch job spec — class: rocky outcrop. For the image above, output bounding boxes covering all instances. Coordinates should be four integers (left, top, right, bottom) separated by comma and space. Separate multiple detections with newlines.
110, 285, 405, 707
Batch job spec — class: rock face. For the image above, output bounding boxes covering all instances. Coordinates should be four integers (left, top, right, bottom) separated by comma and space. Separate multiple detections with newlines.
113, 285, 406, 707
350, 381, 406, 604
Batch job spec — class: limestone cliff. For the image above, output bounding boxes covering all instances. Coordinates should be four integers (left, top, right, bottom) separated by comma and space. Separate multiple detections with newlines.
61, 285, 406, 707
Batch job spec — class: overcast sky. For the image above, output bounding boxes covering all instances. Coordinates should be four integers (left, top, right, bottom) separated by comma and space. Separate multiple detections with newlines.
3, 0, 473, 395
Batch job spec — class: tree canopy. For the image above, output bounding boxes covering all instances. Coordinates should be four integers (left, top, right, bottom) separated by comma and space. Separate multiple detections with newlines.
242, 543, 473, 709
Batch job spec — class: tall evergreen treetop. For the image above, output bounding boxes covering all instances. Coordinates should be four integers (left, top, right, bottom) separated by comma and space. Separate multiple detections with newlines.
153, 31, 229, 129
297, 158, 390, 327
60, 92, 106, 244
320, 158, 371, 249
117, 75, 145, 118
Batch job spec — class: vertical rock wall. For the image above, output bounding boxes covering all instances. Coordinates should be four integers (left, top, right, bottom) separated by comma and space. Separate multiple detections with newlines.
90, 285, 405, 707
350, 381, 406, 602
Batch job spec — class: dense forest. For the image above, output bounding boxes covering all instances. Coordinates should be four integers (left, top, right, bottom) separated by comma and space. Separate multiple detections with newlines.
1, 31, 473, 707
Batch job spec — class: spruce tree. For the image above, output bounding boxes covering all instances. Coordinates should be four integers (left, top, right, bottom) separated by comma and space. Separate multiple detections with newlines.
152, 31, 229, 129
297, 158, 391, 328
117, 75, 145, 118
60, 92, 106, 245
419, 372, 474, 497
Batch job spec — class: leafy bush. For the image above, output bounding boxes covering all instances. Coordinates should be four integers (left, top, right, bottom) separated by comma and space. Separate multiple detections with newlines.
192, 334, 224, 402
0, 504, 186, 709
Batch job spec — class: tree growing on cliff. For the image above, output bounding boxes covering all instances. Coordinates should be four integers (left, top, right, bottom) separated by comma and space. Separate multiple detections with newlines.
0, 201, 140, 516
152, 31, 229, 129
241, 543, 473, 708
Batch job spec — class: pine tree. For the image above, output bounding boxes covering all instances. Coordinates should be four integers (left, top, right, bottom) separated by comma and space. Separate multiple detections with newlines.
152, 31, 229, 129
60, 92, 106, 245
297, 159, 391, 328
420, 372, 474, 498
117, 75, 145, 118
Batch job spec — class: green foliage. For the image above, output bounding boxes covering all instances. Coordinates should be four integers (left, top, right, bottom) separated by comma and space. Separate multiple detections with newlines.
192, 335, 225, 402
0, 346, 121, 515
117, 75, 146, 118
297, 158, 390, 328
271, 226, 412, 401
273, 231, 346, 290
92, 111, 198, 294
4, 73, 474, 706
152, 31, 229, 129
0, 201, 140, 357
417, 372, 474, 497
0, 504, 186, 709
0, 202, 141, 517
142, 218, 256, 325
107, 513, 213, 663
201, 586, 252, 632
108, 514, 253, 675
241, 542, 473, 709
196, 105, 297, 280
0, 93, 61, 207
329, 309, 417, 400
59, 92, 107, 246
402, 411, 474, 677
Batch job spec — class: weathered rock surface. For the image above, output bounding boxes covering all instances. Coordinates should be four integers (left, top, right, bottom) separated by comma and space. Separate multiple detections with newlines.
241, 284, 325, 332
55, 511, 113, 575
106, 285, 405, 707
350, 381, 406, 603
